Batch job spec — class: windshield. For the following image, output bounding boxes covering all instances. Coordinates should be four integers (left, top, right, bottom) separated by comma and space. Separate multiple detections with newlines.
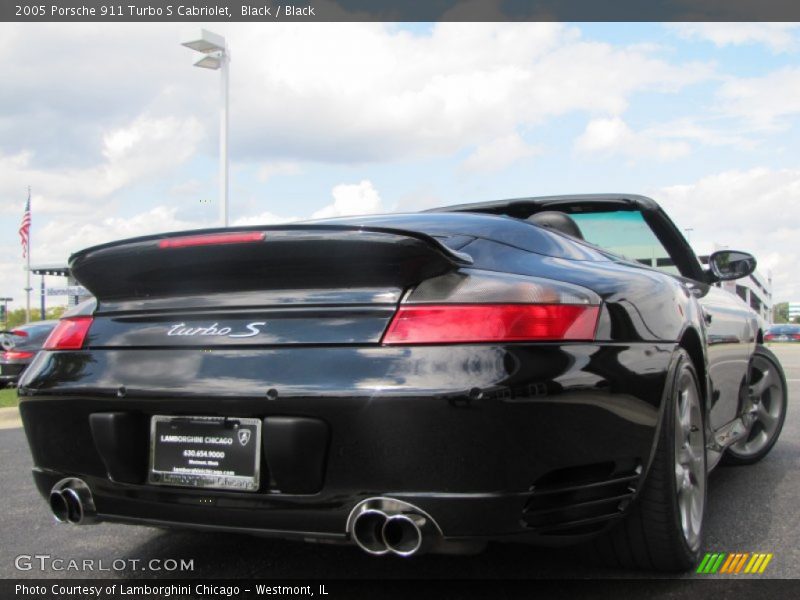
570, 210, 679, 275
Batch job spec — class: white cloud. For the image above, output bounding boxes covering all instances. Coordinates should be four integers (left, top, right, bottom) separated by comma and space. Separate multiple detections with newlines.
655, 168, 800, 300
0, 114, 204, 216
232, 211, 298, 226
34, 206, 204, 264
575, 117, 691, 161
461, 133, 540, 173
717, 67, 800, 128
669, 23, 800, 53
644, 118, 758, 149
0, 22, 714, 169
222, 22, 710, 163
311, 180, 384, 219
256, 162, 302, 182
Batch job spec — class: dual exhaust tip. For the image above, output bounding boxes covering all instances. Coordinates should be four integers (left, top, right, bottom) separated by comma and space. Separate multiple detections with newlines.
349, 499, 440, 557
49, 478, 97, 525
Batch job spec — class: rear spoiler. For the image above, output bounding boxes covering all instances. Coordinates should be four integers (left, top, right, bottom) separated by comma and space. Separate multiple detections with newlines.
69, 225, 473, 301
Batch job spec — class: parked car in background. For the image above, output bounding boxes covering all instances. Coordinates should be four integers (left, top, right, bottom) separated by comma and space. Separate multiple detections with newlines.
765, 324, 800, 343
0, 320, 58, 387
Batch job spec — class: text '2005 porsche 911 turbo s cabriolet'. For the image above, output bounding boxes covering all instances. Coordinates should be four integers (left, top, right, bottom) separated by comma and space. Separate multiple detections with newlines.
18, 194, 787, 571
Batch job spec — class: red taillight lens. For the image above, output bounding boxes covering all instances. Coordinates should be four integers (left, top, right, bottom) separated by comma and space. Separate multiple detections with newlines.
158, 232, 265, 249
2, 350, 34, 360
764, 334, 774, 340
9, 329, 28, 338
43, 317, 93, 350
382, 304, 600, 345
793, 334, 800, 340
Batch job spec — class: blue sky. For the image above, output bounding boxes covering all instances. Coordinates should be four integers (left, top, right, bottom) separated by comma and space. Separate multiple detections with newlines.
1, 22, 799, 309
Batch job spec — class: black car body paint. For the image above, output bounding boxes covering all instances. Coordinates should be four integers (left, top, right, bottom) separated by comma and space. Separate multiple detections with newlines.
17, 195, 772, 556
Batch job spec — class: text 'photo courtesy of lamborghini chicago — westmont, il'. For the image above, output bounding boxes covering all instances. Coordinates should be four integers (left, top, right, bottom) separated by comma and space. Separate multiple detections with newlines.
18, 194, 788, 572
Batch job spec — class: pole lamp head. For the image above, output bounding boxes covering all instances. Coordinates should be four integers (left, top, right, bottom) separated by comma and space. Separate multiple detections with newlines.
181, 29, 226, 54
193, 51, 223, 70
182, 30, 227, 70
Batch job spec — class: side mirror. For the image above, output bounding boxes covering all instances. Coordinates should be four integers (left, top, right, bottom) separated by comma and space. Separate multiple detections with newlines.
708, 250, 756, 281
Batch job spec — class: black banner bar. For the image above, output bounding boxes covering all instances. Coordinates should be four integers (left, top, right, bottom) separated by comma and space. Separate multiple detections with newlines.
3, 0, 800, 23
3, 579, 800, 600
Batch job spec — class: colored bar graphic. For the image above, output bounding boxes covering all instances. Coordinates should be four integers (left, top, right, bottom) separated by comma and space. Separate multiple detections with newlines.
759, 554, 773, 573
702, 552, 774, 575
720, 554, 736, 573
734, 553, 749, 573
697, 553, 712, 574
744, 554, 759, 573
697, 553, 713, 573
711, 553, 726, 573
753, 554, 766, 572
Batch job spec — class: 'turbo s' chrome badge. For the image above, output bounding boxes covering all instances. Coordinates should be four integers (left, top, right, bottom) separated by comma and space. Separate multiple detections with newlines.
167, 322, 266, 338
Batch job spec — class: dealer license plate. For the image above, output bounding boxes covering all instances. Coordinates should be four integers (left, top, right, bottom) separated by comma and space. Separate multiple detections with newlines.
149, 415, 261, 492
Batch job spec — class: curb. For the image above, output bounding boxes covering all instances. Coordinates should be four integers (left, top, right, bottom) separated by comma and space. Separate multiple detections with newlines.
0, 406, 22, 430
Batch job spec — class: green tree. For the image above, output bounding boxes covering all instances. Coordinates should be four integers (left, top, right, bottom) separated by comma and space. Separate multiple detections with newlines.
773, 302, 789, 324
4, 306, 67, 329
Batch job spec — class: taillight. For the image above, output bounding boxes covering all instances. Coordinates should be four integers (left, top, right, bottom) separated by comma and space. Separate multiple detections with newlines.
43, 317, 93, 350
382, 270, 601, 345
2, 350, 34, 360
764, 334, 774, 341
158, 232, 265, 249
9, 329, 28, 338
383, 304, 599, 344
793, 334, 800, 340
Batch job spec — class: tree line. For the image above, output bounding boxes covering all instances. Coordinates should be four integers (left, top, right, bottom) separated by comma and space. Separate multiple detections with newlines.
1, 307, 67, 330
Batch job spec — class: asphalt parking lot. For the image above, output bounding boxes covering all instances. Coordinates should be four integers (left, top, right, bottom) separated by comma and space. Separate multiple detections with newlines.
1, 346, 798, 581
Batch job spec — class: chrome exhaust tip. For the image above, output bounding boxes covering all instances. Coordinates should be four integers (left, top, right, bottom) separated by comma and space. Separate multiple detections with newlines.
347, 497, 442, 557
382, 513, 428, 556
49, 491, 70, 523
49, 478, 98, 525
352, 509, 390, 555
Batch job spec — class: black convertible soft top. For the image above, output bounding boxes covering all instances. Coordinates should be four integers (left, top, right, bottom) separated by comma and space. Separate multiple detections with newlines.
429, 193, 659, 218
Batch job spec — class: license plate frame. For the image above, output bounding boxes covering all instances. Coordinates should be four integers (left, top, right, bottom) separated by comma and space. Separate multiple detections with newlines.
149, 415, 262, 492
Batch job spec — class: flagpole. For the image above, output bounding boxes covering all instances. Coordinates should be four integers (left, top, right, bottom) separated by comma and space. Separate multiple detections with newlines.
25, 186, 31, 323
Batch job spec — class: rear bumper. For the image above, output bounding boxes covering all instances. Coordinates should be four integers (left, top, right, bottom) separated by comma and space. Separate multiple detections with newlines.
19, 342, 675, 544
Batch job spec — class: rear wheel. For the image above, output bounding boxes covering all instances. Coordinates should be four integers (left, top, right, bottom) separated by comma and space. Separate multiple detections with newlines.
723, 345, 787, 465
589, 348, 706, 571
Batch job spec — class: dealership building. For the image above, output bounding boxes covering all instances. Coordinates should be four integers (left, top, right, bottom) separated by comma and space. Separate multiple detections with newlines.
789, 303, 800, 321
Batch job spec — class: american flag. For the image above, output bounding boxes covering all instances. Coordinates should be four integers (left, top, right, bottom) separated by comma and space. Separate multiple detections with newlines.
19, 189, 31, 259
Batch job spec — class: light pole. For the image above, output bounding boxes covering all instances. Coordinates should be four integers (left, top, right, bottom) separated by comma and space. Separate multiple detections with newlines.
182, 29, 230, 227
0, 298, 12, 330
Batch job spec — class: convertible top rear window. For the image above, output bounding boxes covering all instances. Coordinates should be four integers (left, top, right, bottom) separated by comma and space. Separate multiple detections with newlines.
570, 211, 680, 275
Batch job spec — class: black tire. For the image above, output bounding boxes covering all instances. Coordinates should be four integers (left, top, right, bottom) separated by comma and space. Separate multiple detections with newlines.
722, 345, 787, 466
587, 348, 706, 571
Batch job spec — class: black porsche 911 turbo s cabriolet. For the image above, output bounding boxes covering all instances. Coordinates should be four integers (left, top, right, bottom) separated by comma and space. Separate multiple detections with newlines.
19, 194, 787, 572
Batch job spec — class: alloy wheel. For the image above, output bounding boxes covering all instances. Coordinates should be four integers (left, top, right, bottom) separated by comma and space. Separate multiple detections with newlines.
673, 373, 705, 551
730, 354, 785, 457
